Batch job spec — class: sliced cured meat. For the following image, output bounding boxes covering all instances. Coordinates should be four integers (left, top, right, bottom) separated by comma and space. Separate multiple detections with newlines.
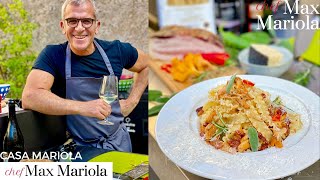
150, 36, 224, 61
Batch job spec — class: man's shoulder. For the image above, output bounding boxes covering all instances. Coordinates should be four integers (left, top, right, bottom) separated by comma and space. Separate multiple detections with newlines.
43, 42, 67, 54
95, 38, 132, 50
36, 42, 67, 67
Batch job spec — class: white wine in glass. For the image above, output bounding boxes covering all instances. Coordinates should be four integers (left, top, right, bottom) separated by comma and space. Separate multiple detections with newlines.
98, 75, 118, 125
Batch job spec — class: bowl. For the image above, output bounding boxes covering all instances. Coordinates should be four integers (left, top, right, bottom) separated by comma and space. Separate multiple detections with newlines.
119, 79, 133, 92
238, 45, 293, 77
0, 84, 10, 100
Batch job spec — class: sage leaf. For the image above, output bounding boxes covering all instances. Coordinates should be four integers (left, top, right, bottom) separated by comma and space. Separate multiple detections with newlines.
293, 68, 311, 86
248, 127, 259, 152
194, 71, 208, 83
226, 74, 237, 94
149, 90, 162, 101
155, 97, 170, 103
240, 31, 272, 44
148, 104, 165, 117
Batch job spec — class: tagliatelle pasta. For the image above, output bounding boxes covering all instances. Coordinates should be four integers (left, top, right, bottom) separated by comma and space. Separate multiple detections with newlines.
196, 76, 302, 153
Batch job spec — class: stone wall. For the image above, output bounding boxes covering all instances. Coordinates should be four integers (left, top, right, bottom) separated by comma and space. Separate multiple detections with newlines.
1, 0, 148, 53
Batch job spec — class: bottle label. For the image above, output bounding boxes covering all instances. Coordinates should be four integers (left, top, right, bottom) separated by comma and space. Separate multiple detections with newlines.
249, 3, 264, 19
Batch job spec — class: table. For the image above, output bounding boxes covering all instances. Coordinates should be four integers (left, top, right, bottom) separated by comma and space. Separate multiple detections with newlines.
149, 61, 320, 179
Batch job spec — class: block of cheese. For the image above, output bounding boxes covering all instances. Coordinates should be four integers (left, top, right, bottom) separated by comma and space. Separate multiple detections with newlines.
249, 45, 283, 66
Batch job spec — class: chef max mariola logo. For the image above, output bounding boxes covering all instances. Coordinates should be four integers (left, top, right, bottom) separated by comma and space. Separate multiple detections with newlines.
256, 0, 320, 30
0, 163, 113, 180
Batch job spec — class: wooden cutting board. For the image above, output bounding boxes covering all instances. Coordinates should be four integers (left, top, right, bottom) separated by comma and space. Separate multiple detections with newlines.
149, 59, 246, 93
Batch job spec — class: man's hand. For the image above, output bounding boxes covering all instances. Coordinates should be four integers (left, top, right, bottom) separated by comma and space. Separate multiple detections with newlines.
119, 99, 138, 117
77, 99, 111, 120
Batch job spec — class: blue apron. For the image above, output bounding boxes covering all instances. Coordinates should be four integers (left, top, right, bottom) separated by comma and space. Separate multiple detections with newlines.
65, 40, 132, 152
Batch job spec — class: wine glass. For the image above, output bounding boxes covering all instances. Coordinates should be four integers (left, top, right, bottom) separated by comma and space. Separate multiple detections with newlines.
98, 75, 118, 125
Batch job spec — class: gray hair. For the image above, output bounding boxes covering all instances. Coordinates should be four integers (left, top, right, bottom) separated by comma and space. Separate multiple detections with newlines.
61, 0, 97, 19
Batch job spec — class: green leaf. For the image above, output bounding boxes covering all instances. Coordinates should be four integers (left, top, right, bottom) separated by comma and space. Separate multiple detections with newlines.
240, 31, 272, 44
155, 97, 170, 103
248, 127, 259, 152
272, 96, 282, 105
226, 74, 237, 94
148, 104, 165, 117
149, 90, 162, 101
293, 68, 311, 86
224, 47, 239, 67
193, 71, 208, 83
219, 26, 250, 50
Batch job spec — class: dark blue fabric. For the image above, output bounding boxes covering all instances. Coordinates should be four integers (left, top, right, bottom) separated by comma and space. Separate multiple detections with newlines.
32, 38, 138, 98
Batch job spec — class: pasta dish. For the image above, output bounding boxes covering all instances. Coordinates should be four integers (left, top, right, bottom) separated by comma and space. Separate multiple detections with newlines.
197, 75, 302, 153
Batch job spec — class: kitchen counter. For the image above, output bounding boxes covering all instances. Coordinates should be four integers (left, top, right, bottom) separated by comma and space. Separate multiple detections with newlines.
149, 61, 320, 179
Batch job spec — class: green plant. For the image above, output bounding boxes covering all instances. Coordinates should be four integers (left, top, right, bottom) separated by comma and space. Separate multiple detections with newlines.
293, 67, 312, 87
0, 0, 37, 98
148, 90, 175, 117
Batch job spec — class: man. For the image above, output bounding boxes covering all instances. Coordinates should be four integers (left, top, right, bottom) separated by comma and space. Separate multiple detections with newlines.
22, 0, 148, 152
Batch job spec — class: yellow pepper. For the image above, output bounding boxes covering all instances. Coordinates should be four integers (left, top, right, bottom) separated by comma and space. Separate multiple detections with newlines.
168, 53, 216, 82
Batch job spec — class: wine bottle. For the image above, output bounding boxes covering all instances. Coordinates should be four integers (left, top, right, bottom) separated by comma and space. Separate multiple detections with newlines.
244, 0, 273, 32
3, 99, 24, 162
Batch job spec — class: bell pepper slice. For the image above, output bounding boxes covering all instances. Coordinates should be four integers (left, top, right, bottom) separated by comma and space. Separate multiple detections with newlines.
201, 53, 230, 65
243, 79, 255, 86
160, 63, 172, 73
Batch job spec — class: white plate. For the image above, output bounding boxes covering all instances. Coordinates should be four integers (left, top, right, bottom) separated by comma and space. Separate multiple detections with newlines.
155, 75, 320, 180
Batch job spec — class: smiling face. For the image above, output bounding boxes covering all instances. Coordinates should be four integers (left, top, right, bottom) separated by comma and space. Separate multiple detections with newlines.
60, 1, 100, 56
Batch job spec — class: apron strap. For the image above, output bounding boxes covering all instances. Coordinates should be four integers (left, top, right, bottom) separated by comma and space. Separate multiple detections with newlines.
93, 40, 115, 75
65, 40, 115, 78
65, 45, 72, 78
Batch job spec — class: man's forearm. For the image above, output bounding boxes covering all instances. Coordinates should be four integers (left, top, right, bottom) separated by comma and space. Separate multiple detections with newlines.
127, 66, 149, 105
22, 88, 81, 115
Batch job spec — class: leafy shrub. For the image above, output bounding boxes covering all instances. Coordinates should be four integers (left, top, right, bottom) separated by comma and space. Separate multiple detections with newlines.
0, 0, 37, 98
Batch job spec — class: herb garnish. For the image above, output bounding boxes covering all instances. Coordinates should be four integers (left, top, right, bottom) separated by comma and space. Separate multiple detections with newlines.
248, 127, 259, 152
293, 68, 311, 87
148, 90, 176, 117
226, 74, 237, 94
272, 96, 295, 112
210, 111, 228, 141
194, 71, 208, 83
